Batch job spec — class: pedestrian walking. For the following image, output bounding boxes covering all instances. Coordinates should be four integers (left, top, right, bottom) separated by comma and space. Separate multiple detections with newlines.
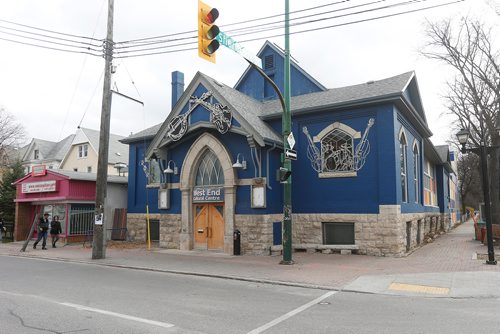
50, 215, 62, 248
33, 213, 50, 250
0, 216, 5, 242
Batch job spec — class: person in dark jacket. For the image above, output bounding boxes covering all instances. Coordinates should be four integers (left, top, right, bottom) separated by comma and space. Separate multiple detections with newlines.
33, 213, 50, 250
0, 216, 5, 242
50, 215, 62, 248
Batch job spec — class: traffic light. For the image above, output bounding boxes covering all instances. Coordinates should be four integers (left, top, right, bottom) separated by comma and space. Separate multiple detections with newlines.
198, 0, 220, 63
277, 167, 292, 183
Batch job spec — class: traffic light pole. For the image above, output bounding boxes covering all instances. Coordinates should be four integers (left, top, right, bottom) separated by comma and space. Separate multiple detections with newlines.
199, 0, 293, 264
281, 0, 293, 265
93, 0, 114, 260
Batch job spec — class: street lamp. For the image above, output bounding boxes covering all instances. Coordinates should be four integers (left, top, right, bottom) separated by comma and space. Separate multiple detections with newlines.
456, 128, 498, 265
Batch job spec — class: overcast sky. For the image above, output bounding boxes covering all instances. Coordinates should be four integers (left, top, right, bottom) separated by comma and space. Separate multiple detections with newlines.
0, 0, 498, 147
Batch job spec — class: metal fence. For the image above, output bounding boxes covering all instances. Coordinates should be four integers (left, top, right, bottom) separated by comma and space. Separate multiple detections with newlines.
69, 207, 94, 235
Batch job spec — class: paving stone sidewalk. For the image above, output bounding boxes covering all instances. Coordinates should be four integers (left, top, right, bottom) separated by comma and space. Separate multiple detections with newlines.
1, 219, 499, 297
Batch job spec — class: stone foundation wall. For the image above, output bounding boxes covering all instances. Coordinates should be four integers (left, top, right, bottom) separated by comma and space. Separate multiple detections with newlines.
234, 214, 282, 255
127, 213, 181, 248
127, 208, 450, 257
291, 207, 450, 257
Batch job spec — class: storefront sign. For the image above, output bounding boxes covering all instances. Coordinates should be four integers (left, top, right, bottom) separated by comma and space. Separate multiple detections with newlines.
32, 164, 47, 176
22, 180, 56, 193
192, 186, 224, 203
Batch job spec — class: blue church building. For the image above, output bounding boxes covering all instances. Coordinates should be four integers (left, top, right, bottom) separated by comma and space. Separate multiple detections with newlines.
121, 41, 457, 256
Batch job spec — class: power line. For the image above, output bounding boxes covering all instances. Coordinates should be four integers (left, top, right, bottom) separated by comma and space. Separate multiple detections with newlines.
0, 29, 102, 53
114, 0, 456, 58
113, 0, 367, 50
223, 0, 390, 35
115, 0, 462, 59
116, 0, 353, 45
59, 0, 108, 141
239, 0, 465, 42
0, 36, 102, 56
0, 24, 102, 48
0, 17, 99, 41
113, 0, 416, 54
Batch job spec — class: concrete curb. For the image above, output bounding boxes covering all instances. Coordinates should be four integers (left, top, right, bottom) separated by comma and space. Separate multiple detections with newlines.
3, 253, 337, 291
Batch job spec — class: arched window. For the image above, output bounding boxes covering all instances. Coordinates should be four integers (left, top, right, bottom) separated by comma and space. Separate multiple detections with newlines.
399, 130, 408, 203
195, 150, 224, 186
413, 142, 419, 204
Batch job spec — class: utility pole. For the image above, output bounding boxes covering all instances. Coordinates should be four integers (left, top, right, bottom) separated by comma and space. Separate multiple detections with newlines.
280, 0, 293, 265
93, 0, 114, 260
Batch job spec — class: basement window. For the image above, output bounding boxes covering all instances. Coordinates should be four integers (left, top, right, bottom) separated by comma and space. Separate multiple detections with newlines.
322, 222, 355, 245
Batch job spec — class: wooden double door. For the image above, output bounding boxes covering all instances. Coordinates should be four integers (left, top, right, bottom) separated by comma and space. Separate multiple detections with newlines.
194, 203, 224, 250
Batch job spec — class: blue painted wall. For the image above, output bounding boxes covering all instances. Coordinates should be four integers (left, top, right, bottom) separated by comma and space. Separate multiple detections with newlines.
125, 49, 453, 219
235, 46, 324, 101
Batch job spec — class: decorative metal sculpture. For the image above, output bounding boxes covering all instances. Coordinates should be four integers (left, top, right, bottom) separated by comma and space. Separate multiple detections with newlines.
353, 118, 375, 170
303, 118, 375, 174
302, 126, 322, 172
166, 91, 232, 141
199, 99, 232, 134
140, 159, 150, 179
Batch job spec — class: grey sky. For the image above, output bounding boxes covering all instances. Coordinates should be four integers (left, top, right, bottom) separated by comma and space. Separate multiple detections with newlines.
0, 0, 497, 146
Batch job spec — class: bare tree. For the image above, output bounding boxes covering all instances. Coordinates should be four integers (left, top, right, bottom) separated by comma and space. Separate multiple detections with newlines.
421, 17, 500, 223
457, 154, 482, 214
0, 107, 26, 167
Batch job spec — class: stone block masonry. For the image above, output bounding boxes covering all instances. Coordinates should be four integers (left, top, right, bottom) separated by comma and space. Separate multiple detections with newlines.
126, 206, 451, 257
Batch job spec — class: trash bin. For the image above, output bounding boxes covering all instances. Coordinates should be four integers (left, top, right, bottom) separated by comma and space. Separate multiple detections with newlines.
481, 226, 486, 243
233, 229, 241, 255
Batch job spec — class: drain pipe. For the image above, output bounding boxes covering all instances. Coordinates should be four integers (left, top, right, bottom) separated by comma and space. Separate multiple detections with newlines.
266, 143, 277, 190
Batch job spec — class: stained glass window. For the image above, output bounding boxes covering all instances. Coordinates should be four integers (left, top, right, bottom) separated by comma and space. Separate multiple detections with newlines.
400, 131, 408, 203
195, 150, 224, 186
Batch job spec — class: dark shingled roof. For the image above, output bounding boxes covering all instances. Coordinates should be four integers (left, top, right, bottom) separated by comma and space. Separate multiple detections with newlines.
262, 71, 416, 116
120, 123, 162, 144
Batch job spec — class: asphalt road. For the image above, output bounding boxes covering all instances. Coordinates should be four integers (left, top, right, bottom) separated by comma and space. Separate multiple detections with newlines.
1, 255, 498, 333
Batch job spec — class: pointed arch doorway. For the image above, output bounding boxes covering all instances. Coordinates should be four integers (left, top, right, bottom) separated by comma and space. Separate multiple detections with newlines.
179, 133, 237, 254
193, 150, 225, 250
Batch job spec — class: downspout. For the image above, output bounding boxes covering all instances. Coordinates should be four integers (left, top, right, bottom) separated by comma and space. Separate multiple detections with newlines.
266, 143, 277, 190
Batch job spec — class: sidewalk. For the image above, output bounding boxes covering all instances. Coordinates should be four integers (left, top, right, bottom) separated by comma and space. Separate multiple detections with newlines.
1, 219, 499, 298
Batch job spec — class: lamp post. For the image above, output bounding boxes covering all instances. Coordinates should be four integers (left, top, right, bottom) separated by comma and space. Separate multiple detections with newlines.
456, 127, 498, 265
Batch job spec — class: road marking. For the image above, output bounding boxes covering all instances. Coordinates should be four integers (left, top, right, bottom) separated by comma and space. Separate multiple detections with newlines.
0, 290, 174, 329
247, 291, 337, 334
60, 302, 175, 329
389, 283, 449, 295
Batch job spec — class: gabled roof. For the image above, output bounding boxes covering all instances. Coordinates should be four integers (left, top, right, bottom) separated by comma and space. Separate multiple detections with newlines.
261, 71, 432, 137
146, 71, 282, 157
75, 128, 129, 164
424, 140, 453, 173
21, 138, 56, 161
234, 41, 327, 92
435, 145, 450, 163
47, 134, 75, 160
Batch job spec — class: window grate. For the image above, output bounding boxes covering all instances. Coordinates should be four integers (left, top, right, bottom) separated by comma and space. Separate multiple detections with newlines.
321, 129, 354, 172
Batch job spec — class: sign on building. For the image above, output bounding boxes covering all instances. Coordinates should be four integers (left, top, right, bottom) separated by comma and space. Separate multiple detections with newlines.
31, 165, 47, 177
22, 180, 57, 193
192, 186, 224, 203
